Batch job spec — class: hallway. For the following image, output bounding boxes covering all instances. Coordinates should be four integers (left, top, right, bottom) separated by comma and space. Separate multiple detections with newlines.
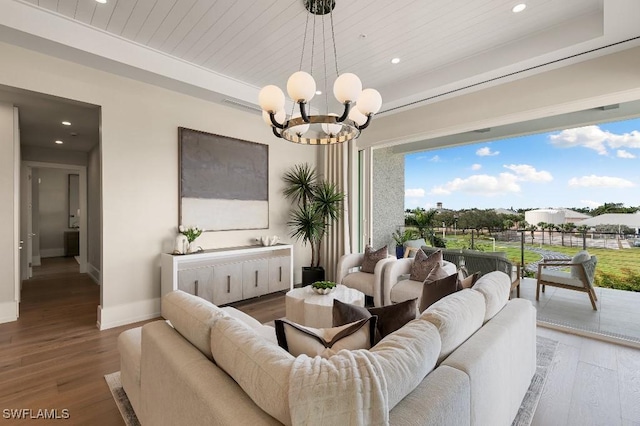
0, 264, 149, 425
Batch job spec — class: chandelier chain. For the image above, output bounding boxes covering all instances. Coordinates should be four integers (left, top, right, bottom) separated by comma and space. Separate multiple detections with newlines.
330, 3, 339, 76
299, 7, 310, 72
322, 8, 328, 114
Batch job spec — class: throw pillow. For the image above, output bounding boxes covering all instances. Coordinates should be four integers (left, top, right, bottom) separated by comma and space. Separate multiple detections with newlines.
419, 272, 459, 313
570, 250, 591, 279
409, 249, 442, 282
458, 271, 480, 290
423, 262, 449, 284
274, 317, 377, 358
333, 298, 417, 343
361, 245, 388, 273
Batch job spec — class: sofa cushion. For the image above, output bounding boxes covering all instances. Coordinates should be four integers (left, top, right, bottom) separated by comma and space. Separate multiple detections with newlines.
210, 315, 293, 425
571, 250, 591, 279
472, 271, 511, 322
361, 245, 388, 273
370, 318, 441, 409
221, 306, 278, 344
161, 290, 227, 360
419, 272, 459, 313
333, 298, 417, 342
410, 249, 442, 282
275, 317, 377, 358
420, 289, 486, 363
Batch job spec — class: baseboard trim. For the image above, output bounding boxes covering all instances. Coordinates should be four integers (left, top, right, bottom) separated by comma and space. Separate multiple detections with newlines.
40, 248, 65, 258
0, 301, 18, 324
32, 255, 41, 266
97, 298, 161, 330
87, 263, 101, 285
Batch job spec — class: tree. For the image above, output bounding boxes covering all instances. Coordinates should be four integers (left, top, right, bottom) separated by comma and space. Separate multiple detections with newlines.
537, 222, 547, 245
406, 208, 446, 247
561, 222, 575, 246
283, 163, 345, 268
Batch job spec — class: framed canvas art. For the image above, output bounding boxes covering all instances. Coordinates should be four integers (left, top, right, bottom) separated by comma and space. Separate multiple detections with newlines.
179, 127, 269, 231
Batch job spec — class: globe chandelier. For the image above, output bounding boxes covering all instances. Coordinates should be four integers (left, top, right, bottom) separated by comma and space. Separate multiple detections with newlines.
258, 0, 382, 145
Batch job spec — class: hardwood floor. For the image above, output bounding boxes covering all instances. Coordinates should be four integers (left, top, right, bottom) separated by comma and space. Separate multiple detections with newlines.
0, 259, 153, 425
1, 266, 638, 425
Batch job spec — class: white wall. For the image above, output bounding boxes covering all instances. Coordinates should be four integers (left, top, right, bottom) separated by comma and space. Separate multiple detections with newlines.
0, 41, 318, 329
38, 168, 72, 258
0, 102, 17, 323
87, 144, 101, 283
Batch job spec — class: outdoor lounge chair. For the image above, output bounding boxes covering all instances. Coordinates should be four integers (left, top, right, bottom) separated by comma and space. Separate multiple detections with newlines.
536, 252, 598, 310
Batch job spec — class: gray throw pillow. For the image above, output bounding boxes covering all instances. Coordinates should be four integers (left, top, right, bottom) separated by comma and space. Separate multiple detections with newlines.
570, 250, 590, 279
409, 249, 442, 282
361, 245, 388, 273
419, 272, 459, 313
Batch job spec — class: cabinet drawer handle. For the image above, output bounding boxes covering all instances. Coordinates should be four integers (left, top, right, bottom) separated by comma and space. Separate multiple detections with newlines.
279, 266, 282, 282
194, 280, 199, 296
255, 270, 258, 287
227, 275, 231, 293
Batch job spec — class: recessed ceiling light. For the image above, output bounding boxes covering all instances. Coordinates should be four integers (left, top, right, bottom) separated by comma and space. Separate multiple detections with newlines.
61, 121, 71, 126
512, 3, 526, 13
391, 58, 400, 64
55, 140, 63, 145
95, 0, 107, 3
315, 90, 322, 95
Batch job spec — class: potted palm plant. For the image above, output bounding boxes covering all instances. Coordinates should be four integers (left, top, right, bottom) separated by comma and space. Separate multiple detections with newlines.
283, 163, 345, 286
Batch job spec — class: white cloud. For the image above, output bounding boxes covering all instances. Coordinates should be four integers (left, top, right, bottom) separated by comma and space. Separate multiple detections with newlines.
617, 149, 636, 159
476, 146, 499, 157
581, 199, 601, 208
471, 163, 482, 170
568, 175, 635, 188
429, 173, 520, 196
549, 125, 640, 156
430, 155, 441, 162
503, 164, 553, 182
405, 188, 425, 197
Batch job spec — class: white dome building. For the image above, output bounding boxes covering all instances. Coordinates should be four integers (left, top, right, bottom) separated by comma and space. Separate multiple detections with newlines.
525, 209, 562, 226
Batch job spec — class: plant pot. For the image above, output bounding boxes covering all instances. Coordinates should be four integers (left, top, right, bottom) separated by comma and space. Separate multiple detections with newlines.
395, 246, 405, 259
302, 267, 325, 287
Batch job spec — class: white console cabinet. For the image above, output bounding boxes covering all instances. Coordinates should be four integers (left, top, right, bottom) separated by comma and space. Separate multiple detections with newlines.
161, 244, 293, 305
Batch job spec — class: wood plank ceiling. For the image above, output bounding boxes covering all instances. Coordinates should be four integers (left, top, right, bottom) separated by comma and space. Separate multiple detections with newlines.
21, 0, 604, 109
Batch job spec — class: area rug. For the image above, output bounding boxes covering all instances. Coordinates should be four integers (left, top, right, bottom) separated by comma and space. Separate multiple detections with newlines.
105, 336, 558, 426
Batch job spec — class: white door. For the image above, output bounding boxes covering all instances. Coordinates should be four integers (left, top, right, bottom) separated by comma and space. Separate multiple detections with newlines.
20, 165, 33, 281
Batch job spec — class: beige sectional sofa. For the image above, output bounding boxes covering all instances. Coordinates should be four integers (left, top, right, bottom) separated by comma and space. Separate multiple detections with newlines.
118, 270, 536, 426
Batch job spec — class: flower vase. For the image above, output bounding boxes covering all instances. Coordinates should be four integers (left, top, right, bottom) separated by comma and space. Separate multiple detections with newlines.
173, 235, 188, 255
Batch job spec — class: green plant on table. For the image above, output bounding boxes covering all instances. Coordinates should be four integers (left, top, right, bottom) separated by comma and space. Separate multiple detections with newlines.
311, 281, 337, 290
179, 225, 202, 243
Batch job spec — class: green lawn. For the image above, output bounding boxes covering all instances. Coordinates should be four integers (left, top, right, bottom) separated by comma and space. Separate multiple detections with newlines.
442, 235, 640, 291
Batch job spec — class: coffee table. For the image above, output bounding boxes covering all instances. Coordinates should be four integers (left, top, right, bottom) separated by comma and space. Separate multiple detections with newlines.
285, 284, 365, 328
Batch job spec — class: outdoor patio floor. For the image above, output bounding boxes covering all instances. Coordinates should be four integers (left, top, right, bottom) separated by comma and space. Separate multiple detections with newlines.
517, 277, 640, 344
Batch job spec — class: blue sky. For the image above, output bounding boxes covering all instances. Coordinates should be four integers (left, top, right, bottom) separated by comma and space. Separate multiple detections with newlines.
404, 118, 640, 211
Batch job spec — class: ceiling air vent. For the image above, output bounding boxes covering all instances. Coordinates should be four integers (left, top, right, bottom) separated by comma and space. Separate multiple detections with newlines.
222, 98, 262, 115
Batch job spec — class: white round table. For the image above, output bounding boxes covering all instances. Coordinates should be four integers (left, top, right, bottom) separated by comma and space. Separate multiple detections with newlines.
285, 284, 365, 328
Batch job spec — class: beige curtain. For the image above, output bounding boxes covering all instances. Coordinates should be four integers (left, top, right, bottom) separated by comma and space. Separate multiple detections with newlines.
320, 141, 355, 281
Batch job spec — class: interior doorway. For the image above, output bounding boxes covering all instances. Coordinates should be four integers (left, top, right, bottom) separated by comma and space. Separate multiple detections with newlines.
1, 83, 101, 324
21, 162, 88, 282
